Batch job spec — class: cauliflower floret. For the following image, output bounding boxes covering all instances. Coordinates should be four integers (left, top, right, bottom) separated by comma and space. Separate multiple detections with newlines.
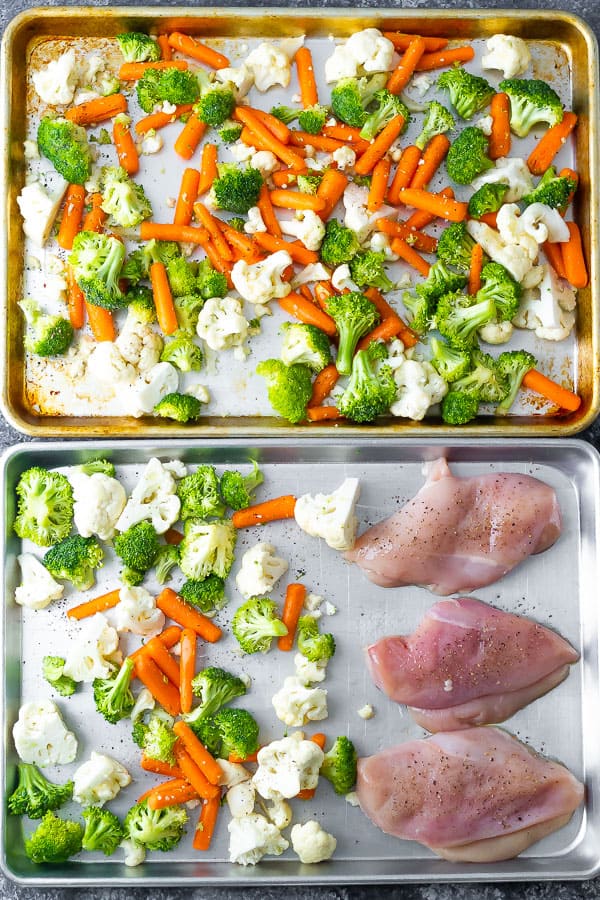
272, 675, 328, 727
113, 586, 165, 636
116, 313, 163, 373
231, 251, 293, 305
217, 760, 252, 788
129, 362, 179, 416
12, 700, 77, 767
81, 53, 119, 96
23, 140, 40, 160
294, 652, 329, 685
251, 150, 279, 179
512, 263, 576, 341
228, 813, 289, 866
17, 178, 69, 247
116, 457, 180, 534
15, 553, 64, 610
32, 49, 79, 105
497, 202, 570, 247
86, 341, 138, 389
332, 146, 356, 171
253, 731, 325, 800
63, 613, 121, 683
466, 220, 535, 283
358, 703, 375, 719
474, 115, 494, 136
120, 838, 146, 867
390, 358, 448, 420
280, 210, 326, 251
291, 262, 332, 288
235, 542, 289, 599
246, 42, 291, 91
291, 820, 337, 864
325, 29, 394, 82
266, 797, 293, 830
343, 182, 382, 244
479, 321, 514, 344
482, 34, 531, 79
69, 471, 126, 541
244, 206, 267, 234
471, 157, 534, 203
196, 296, 249, 351
138, 131, 163, 155
185, 383, 211, 404
73, 751, 131, 806
410, 73, 435, 97
304, 592, 324, 612
522, 265, 546, 290
227, 781, 256, 818
294, 477, 360, 551
345, 791, 360, 806
216, 63, 255, 100
369, 231, 399, 261
229, 142, 256, 165
130, 687, 155, 722
331, 263, 357, 292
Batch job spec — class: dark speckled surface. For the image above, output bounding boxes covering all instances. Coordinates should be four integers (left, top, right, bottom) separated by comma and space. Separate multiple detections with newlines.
2, 1, 600, 896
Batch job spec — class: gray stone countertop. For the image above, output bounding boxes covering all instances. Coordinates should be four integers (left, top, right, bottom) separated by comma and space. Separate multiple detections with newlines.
2, 0, 600, 897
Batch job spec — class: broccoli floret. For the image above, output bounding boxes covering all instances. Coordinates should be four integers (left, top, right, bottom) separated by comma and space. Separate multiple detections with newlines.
116, 32, 160, 62
296, 615, 336, 661
154, 392, 203, 423
196, 86, 235, 127
173, 294, 205, 334
324, 292, 380, 375
218, 120, 243, 143
8, 764, 73, 819
177, 466, 225, 520
453, 348, 509, 403
429, 336, 471, 383
25, 811, 83, 864
37, 116, 91, 185
467, 182, 509, 219
349, 250, 394, 293
122, 240, 179, 285
499, 78, 563, 138
14, 467, 73, 547
320, 219, 361, 268
330, 74, 388, 128
220, 460, 264, 511
476, 262, 521, 322
82, 807, 124, 856
196, 258, 229, 300
441, 389, 481, 424
154, 544, 179, 584
42, 656, 77, 697
522, 166, 577, 211
211, 708, 259, 759
179, 575, 226, 613
136, 68, 200, 113
18, 299, 73, 357
78, 459, 115, 477
232, 597, 287, 654
101, 166, 152, 228
319, 736, 357, 795
435, 291, 496, 349
142, 714, 177, 765
132, 719, 148, 749
160, 332, 203, 373
228, 217, 246, 231
338, 341, 396, 423
124, 800, 187, 852
437, 221, 477, 273
438, 67, 494, 120
256, 358, 313, 424
298, 104, 329, 135
359, 89, 410, 141
179, 518, 237, 580
114, 521, 160, 585
187, 714, 222, 755
270, 105, 299, 124
69, 231, 126, 311
415, 100, 454, 151
213, 163, 263, 215
126, 284, 157, 324
188, 666, 247, 720
165, 256, 198, 297
43, 535, 104, 591
297, 174, 323, 194
93, 658, 135, 725
401, 288, 437, 335
280, 322, 332, 373
495, 349, 537, 415
446, 127, 493, 185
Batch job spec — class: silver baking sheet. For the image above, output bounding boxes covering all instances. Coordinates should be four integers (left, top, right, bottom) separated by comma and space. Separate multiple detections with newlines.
2, 438, 600, 885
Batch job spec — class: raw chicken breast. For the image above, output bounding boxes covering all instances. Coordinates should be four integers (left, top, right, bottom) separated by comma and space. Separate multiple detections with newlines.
367, 597, 578, 731
345, 458, 561, 594
357, 728, 584, 862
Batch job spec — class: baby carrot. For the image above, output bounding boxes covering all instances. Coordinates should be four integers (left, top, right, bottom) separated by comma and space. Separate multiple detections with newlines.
306, 406, 343, 422
66, 266, 85, 329
356, 316, 404, 351
180, 628, 196, 715
193, 794, 220, 851
355, 114, 405, 175
135, 654, 181, 717
194, 203, 233, 261
119, 60, 187, 79
173, 721, 223, 785
173, 743, 221, 800
147, 779, 200, 810
409, 133, 451, 189
271, 169, 303, 188
375, 219, 437, 254
67, 589, 121, 620
150, 261, 179, 335
85, 303, 115, 342
174, 168, 201, 227
321, 122, 370, 151
543, 240, 567, 279
145, 636, 181, 687
156, 588, 223, 643
197, 142, 218, 195
228, 749, 260, 764
316, 169, 349, 220
257, 183, 282, 237
561, 221, 588, 288
136, 104, 194, 136
489, 93, 511, 161
387, 36, 426, 95
277, 293, 337, 335
309, 363, 339, 408
269, 189, 326, 213
528, 111, 578, 176
82, 192, 107, 232
278, 583, 306, 651
289, 131, 346, 153
478, 211, 498, 229
129, 626, 182, 663
253, 232, 319, 265
113, 115, 139, 175
387, 145, 422, 205
140, 222, 210, 244
383, 32, 448, 52
415, 46, 475, 71
250, 108, 292, 144
232, 495, 297, 528
174, 113, 207, 160
295, 47, 318, 108
140, 755, 184, 778
167, 32, 230, 69
57, 185, 85, 250
221, 223, 265, 263
404, 186, 455, 229
398, 188, 468, 222
164, 528, 184, 545
368, 159, 391, 213
65, 94, 127, 125
390, 237, 431, 276
157, 34, 172, 60
468, 243, 484, 294
234, 107, 305, 170
522, 369, 581, 412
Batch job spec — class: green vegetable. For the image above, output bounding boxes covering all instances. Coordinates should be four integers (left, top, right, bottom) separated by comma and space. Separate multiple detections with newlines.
495, 349, 537, 415
179, 518, 237, 580
213, 163, 263, 215
231, 596, 287, 654
219, 460, 264, 511
93, 658, 135, 724
114, 521, 160, 586
415, 100, 454, 151
188, 715, 222, 755
136, 68, 200, 113
179, 575, 226, 613
476, 262, 521, 323
14, 467, 73, 547
330, 74, 388, 128
177, 466, 225, 520
227, 217, 246, 232
349, 250, 394, 293
78, 459, 115, 477
100, 165, 152, 228
37, 116, 91, 185
69, 231, 126, 311
82, 807, 124, 856
160, 331, 203, 372
154, 544, 179, 584
173, 294, 205, 334
437, 221, 477, 273
132, 715, 149, 749
124, 800, 188, 852
298, 104, 329, 135
126, 284, 157, 323
122, 240, 179, 285
319, 736, 357, 795
209, 707, 259, 759
18, 299, 73, 357
359, 89, 410, 141
320, 219, 361, 268
42, 656, 77, 697
522, 166, 577, 211
154, 392, 203, 423
324, 291, 380, 375
428, 337, 471, 383
441, 389, 480, 425
196, 86, 235, 127
256, 358, 313, 424
467, 182, 509, 219
437, 67, 494, 120
296, 615, 336, 661
8, 764, 73, 819
196, 258, 229, 300
25, 811, 84, 864
165, 256, 198, 297
453, 348, 509, 403
280, 322, 332, 373
218, 120, 243, 143
435, 290, 496, 349
338, 341, 396, 423
270, 105, 299, 124
499, 78, 563, 138
297, 174, 322, 194
187, 666, 247, 721
116, 32, 160, 63
401, 287, 436, 334
446, 126, 493, 185
44, 535, 104, 591
141, 714, 177, 765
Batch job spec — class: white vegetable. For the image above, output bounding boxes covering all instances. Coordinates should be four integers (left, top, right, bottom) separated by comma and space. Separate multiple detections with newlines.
325, 29, 394, 82
23, 140, 39, 160
291, 262, 332, 287
291, 820, 337, 864
227, 781, 256, 818
217, 759, 252, 788
120, 838, 146, 867
466, 220, 535, 283
343, 182, 380, 243
216, 64, 254, 99
12, 700, 77, 767
294, 477, 361, 551
130, 362, 179, 416
410, 73, 434, 97
32, 50, 78, 105
139, 131, 163, 155
304, 593, 324, 612
246, 43, 291, 91
474, 115, 494, 136
390, 358, 448, 421
235, 542, 288, 599
482, 34, 531, 79
280, 210, 326, 251
129, 688, 155, 722
253, 731, 324, 800
479, 321, 515, 345
113, 586, 165, 636
345, 791, 360, 806
63, 613, 121, 683
266, 797, 292, 830
15, 553, 63, 610
272, 675, 328, 727
116, 313, 164, 373
332, 146, 356, 171
228, 813, 289, 866
231, 251, 293, 305
196, 296, 249, 351
512, 264, 576, 341
497, 202, 570, 247
244, 206, 267, 234
116, 456, 180, 534
331, 264, 357, 292
370, 231, 399, 261
471, 157, 534, 203
17, 178, 69, 247
357, 703, 375, 719
251, 150, 279, 179
86, 342, 137, 387
185, 383, 211, 404
70, 472, 126, 541
294, 652, 328, 685
73, 752, 131, 806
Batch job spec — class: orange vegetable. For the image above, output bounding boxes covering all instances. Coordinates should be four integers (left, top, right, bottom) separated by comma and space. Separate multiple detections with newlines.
297, 734, 327, 799
383, 32, 448, 52
271, 168, 304, 188
135, 654, 181, 717
173, 721, 223, 785
489, 93, 511, 161
147, 778, 200, 810
528, 111, 578, 175
164, 528, 184, 545
119, 60, 188, 79
174, 168, 200, 226
228, 749, 260, 764
67, 589, 121, 620
221, 223, 265, 263
113, 116, 139, 174
309, 363, 339, 408
85, 303, 115, 342
316, 169, 349, 220
278, 583, 306, 651
82, 192, 107, 232
173, 113, 207, 159
404, 186, 454, 229
543, 240, 567, 279
232, 495, 297, 528
173, 743, 221, 800
197, 142, 218, 195
295, 46, 318, 107
57, 185, 86, 250
140, 755, 184, 778
253, 232, 319, 265
65, 94, 127, 125
387, 145, 422, 205
145, 636, 181, 687
180, 628, 196, 715
409, 133, 451, 189
129, 626, 182, 663
167, 32, 230, 69
257, 183, 282, 237
66, 266, 85, 329
277, 292, 337, 335
150, 261, 179, 335
250, 108, 292, 144
468, 243, 484, 294
415, 46, 475, 71
193, 794, 220, 851
234, 107, 305, 170
140, 222, 210, 244
478, 211, 498, 229
157, 34, 172, 60
522, 369, 581, 412
194, 203, 234, 261
289, 131, 346, 153
269, 189, 326, 213
390, 237, 431, 276
135, 104, 194, 136
306, 406, 343, 422
322, 123, 369, 149
375, 218, 437, 254
387, 36, 427, 94
561, 221, 588, 288
356, 316, 404, 351
355, 115, 406, 175
156, 588, 223, 643
368, 159, 391, 214
398, 187, 467, 222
